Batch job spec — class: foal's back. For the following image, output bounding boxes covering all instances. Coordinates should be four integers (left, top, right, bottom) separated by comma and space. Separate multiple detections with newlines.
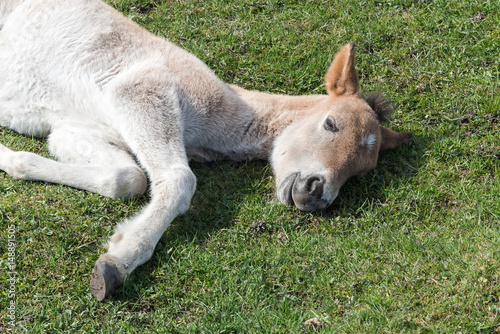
0, 0, 226, 139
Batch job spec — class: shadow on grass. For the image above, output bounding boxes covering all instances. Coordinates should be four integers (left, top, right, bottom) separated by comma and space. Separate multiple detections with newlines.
110, 133, 430, 302
325, 133, 431, 219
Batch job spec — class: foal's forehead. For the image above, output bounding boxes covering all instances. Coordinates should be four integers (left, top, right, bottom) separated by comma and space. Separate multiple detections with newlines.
325, 96, 378, 125
331, 96, 372, 112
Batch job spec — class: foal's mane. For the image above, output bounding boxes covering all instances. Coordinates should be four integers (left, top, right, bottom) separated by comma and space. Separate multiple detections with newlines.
362, 92, 394, 123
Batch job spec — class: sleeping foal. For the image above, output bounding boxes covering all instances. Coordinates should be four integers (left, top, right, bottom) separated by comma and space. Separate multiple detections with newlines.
0, 0, 411, 299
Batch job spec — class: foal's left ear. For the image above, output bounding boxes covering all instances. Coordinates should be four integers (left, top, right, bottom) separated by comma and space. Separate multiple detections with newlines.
325, 42, 360, 97
380, 126, 412, 151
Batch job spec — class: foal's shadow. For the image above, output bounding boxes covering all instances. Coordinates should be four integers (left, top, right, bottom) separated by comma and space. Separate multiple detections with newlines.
115, 134, 425, 301
324, 138, 422, 220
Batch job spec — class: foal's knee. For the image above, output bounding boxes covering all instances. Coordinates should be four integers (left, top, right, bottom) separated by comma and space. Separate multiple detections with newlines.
176, 167, 196, 214
152, 166, 196, 215
103, 166, 147, 198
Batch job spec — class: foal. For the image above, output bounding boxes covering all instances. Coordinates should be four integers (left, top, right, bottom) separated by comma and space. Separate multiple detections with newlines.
0, 0, 411, 299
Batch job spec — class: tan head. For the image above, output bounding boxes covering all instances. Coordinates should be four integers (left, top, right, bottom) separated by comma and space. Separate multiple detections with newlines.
271, 43, 412, 211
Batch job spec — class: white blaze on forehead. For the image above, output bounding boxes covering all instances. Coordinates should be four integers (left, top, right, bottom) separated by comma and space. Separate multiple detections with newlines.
359, 133, 377, 150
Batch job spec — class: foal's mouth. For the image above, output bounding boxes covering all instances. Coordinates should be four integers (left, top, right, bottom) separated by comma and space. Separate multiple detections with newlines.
278, 172, 299, 206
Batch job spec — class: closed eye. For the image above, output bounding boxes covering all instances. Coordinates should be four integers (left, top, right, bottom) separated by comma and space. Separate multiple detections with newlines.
324, 116, 339, 133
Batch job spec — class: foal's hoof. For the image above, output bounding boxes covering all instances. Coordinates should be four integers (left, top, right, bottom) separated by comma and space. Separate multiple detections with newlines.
90, 256, 123, 300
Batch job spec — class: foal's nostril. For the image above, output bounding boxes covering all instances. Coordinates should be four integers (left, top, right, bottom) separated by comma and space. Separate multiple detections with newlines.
305, 175, 324, 197
291, 174, 329, 211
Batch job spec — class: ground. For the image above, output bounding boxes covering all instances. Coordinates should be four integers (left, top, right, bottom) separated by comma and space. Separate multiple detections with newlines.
0, 0, 499, 332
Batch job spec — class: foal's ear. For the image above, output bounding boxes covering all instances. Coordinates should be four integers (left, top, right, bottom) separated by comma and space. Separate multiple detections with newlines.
325, 42, 360, 97
380, 126, 412, 151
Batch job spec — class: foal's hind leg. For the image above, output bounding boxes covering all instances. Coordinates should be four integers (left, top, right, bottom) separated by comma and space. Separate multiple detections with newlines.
46, 123, 147, 198
0, 123, 147, 198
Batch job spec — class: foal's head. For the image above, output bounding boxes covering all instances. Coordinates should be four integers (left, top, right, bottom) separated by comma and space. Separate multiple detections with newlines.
271, 43, 412, 211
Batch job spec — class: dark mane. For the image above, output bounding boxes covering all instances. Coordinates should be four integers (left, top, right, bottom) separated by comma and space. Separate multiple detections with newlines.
362, 92, 394, 123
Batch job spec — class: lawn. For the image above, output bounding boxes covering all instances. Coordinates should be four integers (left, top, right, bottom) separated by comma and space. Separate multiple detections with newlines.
1, 0, 499, 332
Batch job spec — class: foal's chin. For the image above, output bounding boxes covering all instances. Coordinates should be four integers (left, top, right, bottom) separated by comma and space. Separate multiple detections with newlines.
276, 172, 338, 211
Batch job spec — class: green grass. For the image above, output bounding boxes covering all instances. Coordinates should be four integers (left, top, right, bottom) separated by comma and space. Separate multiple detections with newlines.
1, 0, 499, 332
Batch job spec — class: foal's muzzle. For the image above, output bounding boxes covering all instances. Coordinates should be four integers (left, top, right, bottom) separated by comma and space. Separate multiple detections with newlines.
291, 174, 331, 211
278, 172, 334, 211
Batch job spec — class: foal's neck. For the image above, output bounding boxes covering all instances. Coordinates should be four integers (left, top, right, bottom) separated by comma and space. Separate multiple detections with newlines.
226, 85, 327, 157
230, 85, 326, 132
185, 83, 326, 162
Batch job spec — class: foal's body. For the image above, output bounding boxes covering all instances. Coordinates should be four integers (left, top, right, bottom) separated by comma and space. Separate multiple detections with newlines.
0, 0, 411, 299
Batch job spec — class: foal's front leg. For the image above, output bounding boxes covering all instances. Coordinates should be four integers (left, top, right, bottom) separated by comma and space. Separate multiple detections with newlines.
91, 163, 195, 299
90, 79, 197, 300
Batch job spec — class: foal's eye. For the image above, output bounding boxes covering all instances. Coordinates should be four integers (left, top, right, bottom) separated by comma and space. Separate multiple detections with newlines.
324, 117, 339, 133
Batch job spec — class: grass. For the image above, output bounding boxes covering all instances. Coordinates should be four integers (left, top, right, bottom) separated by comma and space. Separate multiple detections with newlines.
1, 0, 499, 332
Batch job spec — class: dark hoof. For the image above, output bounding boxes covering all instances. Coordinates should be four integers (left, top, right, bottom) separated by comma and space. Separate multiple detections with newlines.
90, 256, 123, 300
